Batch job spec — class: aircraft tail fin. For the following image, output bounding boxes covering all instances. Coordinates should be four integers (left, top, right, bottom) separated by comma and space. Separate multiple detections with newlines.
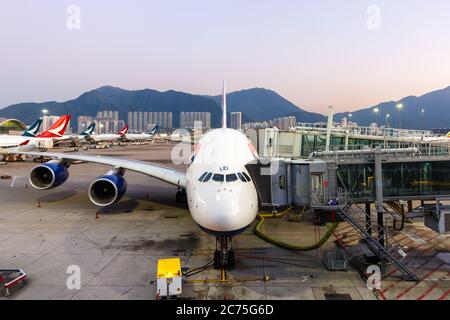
81, 123, 95, 136
148, 124, 158, 134
22, 119, 42, 137
37, 115, 71, 138
118, 124, 128, 135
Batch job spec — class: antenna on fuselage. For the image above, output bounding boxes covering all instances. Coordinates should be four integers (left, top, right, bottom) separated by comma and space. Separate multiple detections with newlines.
222, 80, 227, 128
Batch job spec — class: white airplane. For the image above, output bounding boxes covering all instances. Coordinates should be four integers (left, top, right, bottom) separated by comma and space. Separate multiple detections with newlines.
125, 125, 158, 142
86, 124, 129, 143
12, 82, 259, 269
0, 115, 71, 149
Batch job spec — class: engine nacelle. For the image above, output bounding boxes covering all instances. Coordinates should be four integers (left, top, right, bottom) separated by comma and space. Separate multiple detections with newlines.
29, 161, 69, 190
88, 173, 127, 207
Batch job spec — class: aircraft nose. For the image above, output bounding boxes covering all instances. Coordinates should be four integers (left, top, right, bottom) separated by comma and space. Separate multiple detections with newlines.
203, 189, 253, 231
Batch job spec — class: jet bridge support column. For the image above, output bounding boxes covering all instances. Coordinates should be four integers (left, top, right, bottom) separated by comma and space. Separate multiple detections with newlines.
374, 148, 385, 247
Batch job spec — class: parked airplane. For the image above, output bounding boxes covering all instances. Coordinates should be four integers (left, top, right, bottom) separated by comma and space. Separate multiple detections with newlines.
125, 125, 158, 141
21, 119, 43, 137
12, 83, 258, 269
87, 124, 129, 143
0, 115, 71, 148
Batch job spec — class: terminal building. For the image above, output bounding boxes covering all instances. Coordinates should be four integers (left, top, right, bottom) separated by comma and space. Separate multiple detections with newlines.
0, 118, 27, 135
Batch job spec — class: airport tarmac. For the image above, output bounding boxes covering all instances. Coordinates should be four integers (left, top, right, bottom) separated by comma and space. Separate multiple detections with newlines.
0, 143, 448, 300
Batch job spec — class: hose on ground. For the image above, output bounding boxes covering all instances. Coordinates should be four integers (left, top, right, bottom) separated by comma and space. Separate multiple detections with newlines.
254, 207, 339, 251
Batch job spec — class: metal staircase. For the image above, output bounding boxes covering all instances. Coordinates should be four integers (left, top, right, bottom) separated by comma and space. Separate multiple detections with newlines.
336, 202, 419, 282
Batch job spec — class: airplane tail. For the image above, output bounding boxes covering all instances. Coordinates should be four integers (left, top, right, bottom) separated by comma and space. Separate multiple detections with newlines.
446, 131, 450, 138
22, 119, 42, 137
148, 124, 158, 134
37, 115, 71, 138
221, 81, 227, 128
118, 124, 128, 136
80, 123, 95, 136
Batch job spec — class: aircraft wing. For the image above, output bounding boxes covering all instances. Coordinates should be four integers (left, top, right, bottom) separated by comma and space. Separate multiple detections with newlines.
14, 151, 187, 189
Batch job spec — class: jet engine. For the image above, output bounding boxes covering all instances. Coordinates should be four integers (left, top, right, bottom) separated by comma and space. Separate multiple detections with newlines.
29, 160, 70, 190
88, 170, 127, 207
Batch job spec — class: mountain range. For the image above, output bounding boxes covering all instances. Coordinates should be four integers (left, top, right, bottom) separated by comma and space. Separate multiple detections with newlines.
0, 86, 325, 131
334, 86, 450, 130
1, 85, 450, 131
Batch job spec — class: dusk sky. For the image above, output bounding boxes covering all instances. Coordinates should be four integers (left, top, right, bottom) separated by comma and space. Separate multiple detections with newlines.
1, 0, 450, 114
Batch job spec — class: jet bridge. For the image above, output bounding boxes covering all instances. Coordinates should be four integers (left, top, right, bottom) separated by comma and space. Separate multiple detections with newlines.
248, 148, 450, 229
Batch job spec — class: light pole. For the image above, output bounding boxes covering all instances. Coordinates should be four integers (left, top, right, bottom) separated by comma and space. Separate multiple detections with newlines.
385, 114, 390, 128
420, 108, 425, 130
396, 103, 403, 129
373, 108, 379, 126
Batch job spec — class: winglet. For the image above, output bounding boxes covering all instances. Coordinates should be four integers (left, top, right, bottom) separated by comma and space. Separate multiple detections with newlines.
221, 80, 227, 128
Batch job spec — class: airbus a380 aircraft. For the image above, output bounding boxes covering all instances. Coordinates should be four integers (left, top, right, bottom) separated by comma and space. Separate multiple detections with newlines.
12, 83, 259, 269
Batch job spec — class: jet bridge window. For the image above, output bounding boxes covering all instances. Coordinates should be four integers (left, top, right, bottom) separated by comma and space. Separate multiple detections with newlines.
212, 174, 225, 182
226, 174, 238, 182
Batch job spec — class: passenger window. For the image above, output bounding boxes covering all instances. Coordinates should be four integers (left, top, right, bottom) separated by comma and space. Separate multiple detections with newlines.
226, 174, 238, 182
242, 172, 252, 182
237, 172, 246, 182
198, 172, 207, 182
203, 172, 212, 182
212, 174, 224, 182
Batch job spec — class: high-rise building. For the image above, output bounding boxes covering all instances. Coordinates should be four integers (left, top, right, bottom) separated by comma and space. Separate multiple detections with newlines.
273, 116, 296, 130
91, 110, 124, 133
128, 112, 133, 130
42, 115, 60, 132
133, 112, 138, 131
180, 112, 211, 129
231, 112, 242, 131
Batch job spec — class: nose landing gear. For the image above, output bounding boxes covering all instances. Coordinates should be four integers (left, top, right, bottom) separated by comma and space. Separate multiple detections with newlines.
214, 236, 235, 269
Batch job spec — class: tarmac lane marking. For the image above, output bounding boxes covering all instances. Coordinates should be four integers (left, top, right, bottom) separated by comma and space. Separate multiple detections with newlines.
394, 262, 445, 300
438, 289, 450, 300
416, 271, 450, 300
9, 176, 22, 187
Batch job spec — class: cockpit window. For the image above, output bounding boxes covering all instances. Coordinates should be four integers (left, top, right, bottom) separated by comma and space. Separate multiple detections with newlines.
203, 172, 212, 182
237, 172, 246, 182
198, 172, 208, 182
226, 174, 238, 182
242, 172, 252, 182
212, 174, 225, 182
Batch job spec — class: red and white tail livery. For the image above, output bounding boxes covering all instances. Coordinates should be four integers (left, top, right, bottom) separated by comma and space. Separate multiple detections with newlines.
38, 115, 71, 138
118, 125, 128, 136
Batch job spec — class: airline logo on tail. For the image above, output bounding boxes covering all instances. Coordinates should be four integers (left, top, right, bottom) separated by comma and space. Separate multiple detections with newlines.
22, 119, 43, 137
80, 123, 96, 136
118, 125, 128, 136
148, 125, 158, 134
37, 115, 71, 138
446, 132, 450, 138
